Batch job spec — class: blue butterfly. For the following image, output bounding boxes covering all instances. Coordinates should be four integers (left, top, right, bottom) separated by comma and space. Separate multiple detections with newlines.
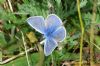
27, 14, 66, 56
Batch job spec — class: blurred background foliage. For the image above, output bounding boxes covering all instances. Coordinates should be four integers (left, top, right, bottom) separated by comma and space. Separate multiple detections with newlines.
0, 0, 100, 66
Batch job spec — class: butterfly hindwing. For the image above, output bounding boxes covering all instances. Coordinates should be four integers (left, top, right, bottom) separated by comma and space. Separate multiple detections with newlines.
52, 26, 66, 42
27, 16, 45, 34
44, 38, 58, 56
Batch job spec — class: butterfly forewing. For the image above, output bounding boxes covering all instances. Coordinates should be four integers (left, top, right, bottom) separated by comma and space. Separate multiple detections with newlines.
27, 16, 45, 34
45, 14, 62, 33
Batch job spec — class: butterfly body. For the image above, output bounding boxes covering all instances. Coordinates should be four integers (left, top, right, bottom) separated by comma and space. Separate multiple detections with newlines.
27, 14, 66, 56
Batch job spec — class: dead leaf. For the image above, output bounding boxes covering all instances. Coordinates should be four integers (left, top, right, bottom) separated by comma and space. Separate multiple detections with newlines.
26, 32, 38, 43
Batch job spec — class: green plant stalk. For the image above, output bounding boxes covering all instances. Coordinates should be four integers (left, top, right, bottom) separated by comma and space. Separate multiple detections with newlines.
90, 0, 97, 66
76, 0, 84, 66
36, 44, 44, 66
21, 31, 31, 66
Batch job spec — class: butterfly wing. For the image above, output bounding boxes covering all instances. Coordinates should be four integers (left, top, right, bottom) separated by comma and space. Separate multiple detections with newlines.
27, 16, 45, 34
44, 38, 58, 56
52, 26, 66, 42
45, 14, 62, 32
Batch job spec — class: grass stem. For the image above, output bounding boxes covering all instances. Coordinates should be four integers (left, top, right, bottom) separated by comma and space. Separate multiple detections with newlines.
90, 0, 97, 66
21, 31, 31, 66
76, 0, 84, 66
7, 0, 13, 12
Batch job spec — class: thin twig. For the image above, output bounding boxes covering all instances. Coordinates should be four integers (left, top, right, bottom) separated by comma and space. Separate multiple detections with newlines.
51, 54, 54, 66
93, 43, 100, 51
21, 31, 31, 66
13, 12, 29, 15
76, 0, 84, 66
0, 38, 44, 65
0, 48, 34, 65
7, 0, 13, 12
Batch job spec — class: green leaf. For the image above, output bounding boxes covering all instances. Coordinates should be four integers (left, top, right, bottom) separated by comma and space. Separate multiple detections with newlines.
0, 0, 6, 4
96, 14, 100, 24
95, 36, 100, 46
80, 0, 88, 8
0, 32, 7, 47
3, 23, 14, 30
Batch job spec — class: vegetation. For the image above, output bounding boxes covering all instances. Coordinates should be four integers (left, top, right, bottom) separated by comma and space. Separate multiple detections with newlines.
0, 0, 100, 66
